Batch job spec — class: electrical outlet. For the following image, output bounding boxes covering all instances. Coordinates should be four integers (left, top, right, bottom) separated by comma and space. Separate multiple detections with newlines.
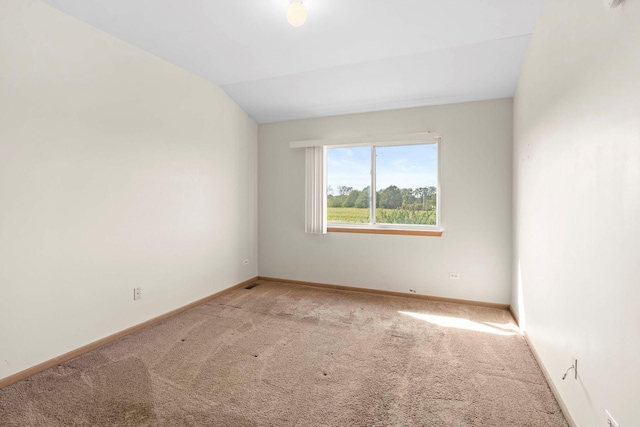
449, 272, 460, 280
409, 289, 416, 293
606, 410, 620, 427
243, 259, 249, 265
133, 287, 141, 301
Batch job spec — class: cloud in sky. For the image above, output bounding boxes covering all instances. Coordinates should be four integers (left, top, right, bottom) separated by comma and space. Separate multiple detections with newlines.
327, 144, 437, 193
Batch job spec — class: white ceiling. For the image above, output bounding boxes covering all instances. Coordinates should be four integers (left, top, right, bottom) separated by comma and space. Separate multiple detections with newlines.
41, 0, 544, 123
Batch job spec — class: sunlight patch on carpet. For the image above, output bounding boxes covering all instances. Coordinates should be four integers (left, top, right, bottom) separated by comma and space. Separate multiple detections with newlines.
399, 311, 517, 336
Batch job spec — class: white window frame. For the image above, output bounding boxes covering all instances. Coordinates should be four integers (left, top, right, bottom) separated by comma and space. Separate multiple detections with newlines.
291, 132, 442, 234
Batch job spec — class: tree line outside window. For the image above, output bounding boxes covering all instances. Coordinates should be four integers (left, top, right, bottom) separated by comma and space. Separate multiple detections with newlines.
327, 185, 437, 211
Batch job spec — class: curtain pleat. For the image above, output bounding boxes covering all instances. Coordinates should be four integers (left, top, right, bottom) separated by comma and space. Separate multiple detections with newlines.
305, 146, 326, 234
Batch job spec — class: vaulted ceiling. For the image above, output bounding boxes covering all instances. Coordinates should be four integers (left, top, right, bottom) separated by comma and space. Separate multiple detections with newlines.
41, 0, 544, 123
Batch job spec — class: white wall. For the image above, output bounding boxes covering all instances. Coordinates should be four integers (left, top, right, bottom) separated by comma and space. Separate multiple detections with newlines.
0, 0, 257, 381
259, 99, 513, 305
513, 1, 640, 425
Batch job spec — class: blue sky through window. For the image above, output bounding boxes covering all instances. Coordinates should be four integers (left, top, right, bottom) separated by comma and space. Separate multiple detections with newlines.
327, 144, 437, 195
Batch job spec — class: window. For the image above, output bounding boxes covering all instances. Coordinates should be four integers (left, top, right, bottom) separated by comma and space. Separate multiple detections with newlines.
291, 132, 441, 236
327, 143, 439, 231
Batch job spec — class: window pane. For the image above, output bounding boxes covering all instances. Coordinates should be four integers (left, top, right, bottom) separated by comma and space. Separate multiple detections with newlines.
326, 147, 371, 224
375, 144, 437, 225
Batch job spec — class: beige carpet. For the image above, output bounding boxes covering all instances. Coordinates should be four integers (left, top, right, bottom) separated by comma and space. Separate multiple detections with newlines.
0, 281, 568, 426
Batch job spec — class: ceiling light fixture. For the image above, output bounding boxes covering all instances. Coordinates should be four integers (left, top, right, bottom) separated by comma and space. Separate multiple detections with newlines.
286, 0, 307, 27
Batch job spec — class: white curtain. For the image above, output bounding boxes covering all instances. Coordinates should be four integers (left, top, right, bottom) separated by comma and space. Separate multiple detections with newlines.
305, 146, 326, 234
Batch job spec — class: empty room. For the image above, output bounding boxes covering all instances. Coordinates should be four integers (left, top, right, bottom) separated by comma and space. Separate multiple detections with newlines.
1, 0, 638, 426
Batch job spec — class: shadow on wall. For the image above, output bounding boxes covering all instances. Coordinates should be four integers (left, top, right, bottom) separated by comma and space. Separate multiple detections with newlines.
516, 260, 526, 330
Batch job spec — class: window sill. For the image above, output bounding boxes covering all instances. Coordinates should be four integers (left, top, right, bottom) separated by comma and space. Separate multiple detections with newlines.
327, 227, 443, 237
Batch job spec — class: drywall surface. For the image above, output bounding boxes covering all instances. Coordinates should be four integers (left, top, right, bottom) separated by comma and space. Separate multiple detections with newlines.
0, 0, 257, 381
259, 99, 512, 304
512, 1, 640, 425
